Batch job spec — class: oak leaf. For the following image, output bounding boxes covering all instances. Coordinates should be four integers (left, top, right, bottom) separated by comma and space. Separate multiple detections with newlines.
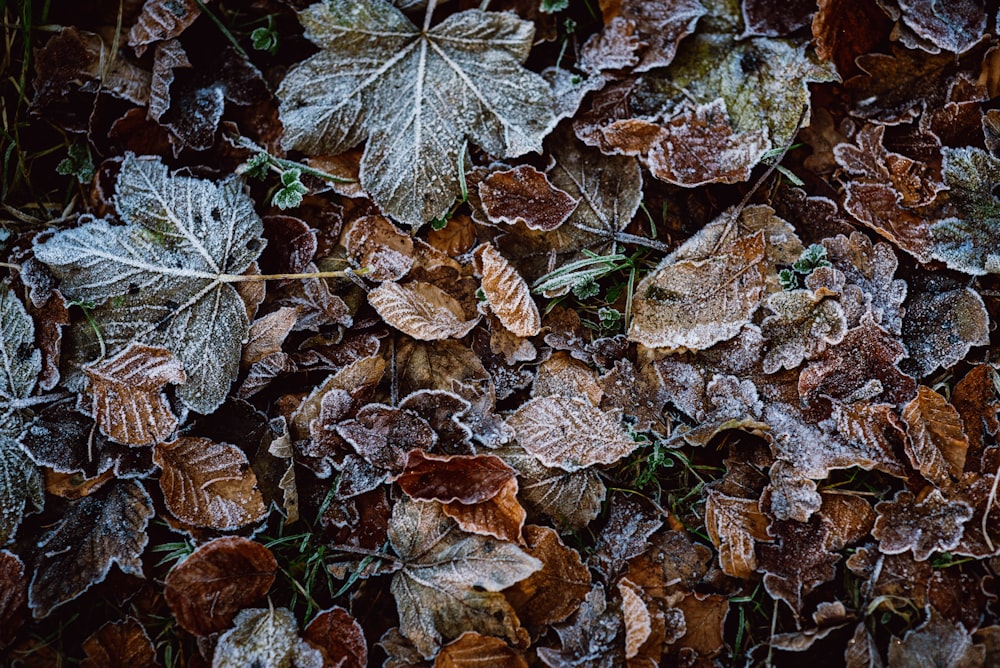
507, 395, 638, 471
760, 288, 847, 373
153, 437, 267, 530
28, 480, 153, 618
33, 153, 265, 414
85, 343, 185, 446
888, 607, 986, 668
893, 0, 987, 54
164, 536, 277, 636
388, 497, 540, 658
213, 607, 323, 668
873, 490, 974, 561
277, 0, 556, 227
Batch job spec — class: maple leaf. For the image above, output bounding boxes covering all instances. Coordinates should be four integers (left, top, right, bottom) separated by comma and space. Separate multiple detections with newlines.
213, 607, 323, 668
388, 497, 540, 658
277, 0, 557, 227
33, 153, 265, 414
28, 480, 153, 618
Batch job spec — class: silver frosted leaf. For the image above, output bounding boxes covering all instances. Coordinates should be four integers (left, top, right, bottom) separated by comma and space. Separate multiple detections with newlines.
33, 153, 265, 414
0, 435, 43, 545
0, 284, 41, 437
277, 0, 557, 227
213, 607, 323, 668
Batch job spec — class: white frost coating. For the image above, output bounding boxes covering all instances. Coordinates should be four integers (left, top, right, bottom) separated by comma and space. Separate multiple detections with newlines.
213, 607, 322, 668
277, 0, 557, 227
33, 153, 265, 414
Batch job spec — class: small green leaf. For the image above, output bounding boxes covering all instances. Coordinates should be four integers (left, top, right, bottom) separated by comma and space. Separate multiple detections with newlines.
244, 153, 271, 180
572, 279, 600, 300
273, 168, 308, 210
251, 21, 279, 55
540, 0, 569, 13
430, 217, 449, 231
778, 268, 799, 291
56, 143, 95, 184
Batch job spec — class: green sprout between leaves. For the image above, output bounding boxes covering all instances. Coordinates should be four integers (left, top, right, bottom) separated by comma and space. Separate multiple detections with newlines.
760, 143, 805, 186
781, 243, 832, 290
56, 142, 95, 184
273, 168, 309, 210
251, 16, 280, 55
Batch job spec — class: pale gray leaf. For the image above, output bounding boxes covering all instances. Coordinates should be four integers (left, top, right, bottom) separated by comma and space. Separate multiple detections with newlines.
0, 435, 43, 545
0, 285, 41, 437
213, 607, 323, 668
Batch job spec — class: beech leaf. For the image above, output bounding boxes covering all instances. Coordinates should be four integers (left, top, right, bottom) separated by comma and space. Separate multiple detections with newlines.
507, 395, 638, 472
81, 617, 157, 668
85, 343, 185, 446
153, 437, 267, 530
28, 480, 153, 618
389, 497, 540, 658
902, 386, 969, 487
476, 243, 541, 338
277, 0, 557, 227
33, 153, 265, 414
368, 281, 479, 341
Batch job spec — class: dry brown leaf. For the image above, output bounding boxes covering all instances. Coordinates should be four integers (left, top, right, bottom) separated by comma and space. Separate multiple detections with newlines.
435, 632, 527, 668
704, 489, 770, 579
507, 395, 638, 472
619, 579, 652, 659
758, 516, 841, 616
760, 288, 847, 373
242, 307, 297, 367
475, 244, 541, 338
504, 525, 592, 628
673, 593, 728, 660
888, 607, 986, 668
337, 405, 437, 476
442, 478, 527, 543
397, 450, 515, 505
343, 215, 415, 282
84, 343, 184, 448
153, 437, 267, 530
164, 536, 277, 636
303, 606, 368, 668
479, 165, 577, 231
902, 386, 969, 487
80, 618, 156, 668
537, 584, 624, 667
128, 0, 200, 56
533, 351, 603, 405
901, 278, 989, 378
0, 551, 26, 649
369, 281, 479, 341
629, 231, 767, 350
873, 490, 974, 561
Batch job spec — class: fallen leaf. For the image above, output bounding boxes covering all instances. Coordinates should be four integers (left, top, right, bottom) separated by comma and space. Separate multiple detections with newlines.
435, 632, 527, 668
338, 404, 437, 476
277, 0, 557, 227
479, 165, 577, 231
902, 386, 969, 487
930, 147, 1000, 275
741, 0, 815, 37
619, 579, 652, 659
368, 281, 479, 341
596, 0, 705, 72
388, 497, 540, 658
85, 343, 185, 446
396, 450, 516, 505
504, 525, 591, 628
28, 480, 153, 618
507, 395, 638, 471
592, 492, 664, 579
343, 215, 415, 282
873, 489, 974, 562
148, 39, 190, 123
213, 606, 323, 668
475, 244, 541, 338
81, 617, 156, 668
128, 0, 200, 56
845, 46, 961, 123
893, 0, 987, 55
704, 489, 770, 579
164, 536, 277, 636
34, 153, 265, 414
0, 551, 26, 648
303, 606, 368, 668
888, 607, 986, 668
811, 0, 890, 76
0, 435, 42, 547
760, 287, 847, 373
153, 437, 267, 530
242, 308, 298, 367
537, 584, 623, 668
758, 516, 841, 616
821, 232, 906, 335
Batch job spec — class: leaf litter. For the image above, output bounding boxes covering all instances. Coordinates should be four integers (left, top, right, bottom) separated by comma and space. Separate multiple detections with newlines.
5, 0, 1000, 665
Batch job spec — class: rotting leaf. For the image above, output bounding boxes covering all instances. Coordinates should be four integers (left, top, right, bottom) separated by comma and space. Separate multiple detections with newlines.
34, 153, 265, 414
475, 244, 541, 338
872, 489, 974, 562
844, 45, 960, 124
629, 231, 766, 350
902, 386, 969, 488
368, 281, 479, 341
153, 437, 267, 530
479, 165, 577, 232
85, 343, 185, 447
213, 606, 323, 668
507, 395, 638, 472
277, 0, 557, 227
537, 584, 623, 668
388, 497, 540, 659
80, 617, 157, 668
28, 480, 153, 619
164, 536, 277, 636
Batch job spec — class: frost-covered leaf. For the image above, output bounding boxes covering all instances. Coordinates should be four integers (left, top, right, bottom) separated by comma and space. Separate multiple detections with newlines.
931, 147, 1000, 275
888, 607, 986, 668
213, 607, 323, 668
873, 489, 973, 562
894, 0, 987, 55
476, 244, 540, 338
435, 632, 528, 668
592, 493, 664, 579
741, 0, 815, 36
0, 436, 43, 546
442, 477, 527, 545
479, 165, 577, 231
902, 386, 969, 488
821, 232, 906, 334
758, 516, 840, 616
153, 437, 267, 530
507, 395, 638, 471
0, 284, 41, 438
760, 288, 847, 373
505, 525, 591, 628
594, 0, 705, 72
164, 536, 277, 636
629, 231, 766, 350
704, 489, 770, 579
844, 46, 960, 124
85, 343, 185, 446
303, 607, 368, 668
343, 215, 415, 282
33, 154, 265, 414
338, 404, 437, 476
369, 281, 479, 340
81, 617, 156, 668
618, 579, 652, 659
242, 307, 297, 367
396, 450, 516, 505
0, 551, 26, 648
537, 584, 623, 668
388, 497, 540, 659
29, 480, 153, 618
901, 278, 989, 378
277, 0, 556, 227
128, 0, 200, 56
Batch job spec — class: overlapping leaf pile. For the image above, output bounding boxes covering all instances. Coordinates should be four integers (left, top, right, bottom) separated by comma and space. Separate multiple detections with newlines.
4, 0, 1000, 664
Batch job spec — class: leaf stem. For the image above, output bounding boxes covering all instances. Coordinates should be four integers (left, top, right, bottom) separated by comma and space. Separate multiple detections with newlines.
0, 261, 21, 271
423, 0, 437, 31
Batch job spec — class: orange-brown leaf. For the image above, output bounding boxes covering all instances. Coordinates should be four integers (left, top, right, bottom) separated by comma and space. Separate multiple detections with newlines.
86, 343, 185, 447
368, 281, 478, 341
81, 618, 156, 668
434, 632, 527, 668
476, 244, 541, 338
902, 385, 969, 487
479, 165, 577, 232
504, 525, 592, 627
442, 477, 527, 543
303, 606, 367, 668
396, 450, 516, 504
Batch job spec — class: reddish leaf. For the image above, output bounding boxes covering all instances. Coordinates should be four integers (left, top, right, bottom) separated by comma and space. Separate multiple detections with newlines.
435, 632, 527, 668
397, 450, 515, 505
81, 617, 156, 668
164, 536, 277, 636
441, 478, 527, 543
504, 525, 591, 628
0, 551, 26, 648
479, 165, 577, 231
303, 606, 368, 668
